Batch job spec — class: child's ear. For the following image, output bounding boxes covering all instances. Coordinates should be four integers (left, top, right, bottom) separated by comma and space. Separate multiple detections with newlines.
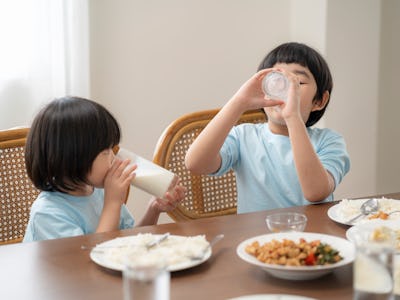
312, 91, 330, 111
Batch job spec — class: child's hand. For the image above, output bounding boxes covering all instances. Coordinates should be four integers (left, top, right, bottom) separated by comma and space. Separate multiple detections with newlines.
103, 158, 136, 207
231, 69, 284, 111
150, 182, 186, 212
279, 70, 302, 121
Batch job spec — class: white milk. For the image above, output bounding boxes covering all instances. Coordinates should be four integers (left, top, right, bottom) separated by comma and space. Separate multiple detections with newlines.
117, 148, 178, 199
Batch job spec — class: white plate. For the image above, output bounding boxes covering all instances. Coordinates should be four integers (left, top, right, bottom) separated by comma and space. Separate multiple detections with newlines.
346, 219, 400, 251
236, 232, 355, 280
328, 198, 400, 226
228, 295, 317, 300
90, 234, 211, 272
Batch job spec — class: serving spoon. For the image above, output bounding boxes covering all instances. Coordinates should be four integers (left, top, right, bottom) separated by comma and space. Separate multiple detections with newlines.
346, 198, 380, 224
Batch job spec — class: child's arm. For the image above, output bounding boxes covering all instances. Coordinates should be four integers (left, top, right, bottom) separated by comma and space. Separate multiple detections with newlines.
185, 69, 283, 175
96, 159, 135, 233
283, 72, 334, 202
136, 183, 186, 226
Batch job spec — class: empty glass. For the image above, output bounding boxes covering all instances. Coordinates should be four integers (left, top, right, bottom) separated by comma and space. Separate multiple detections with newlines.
123, 261, 170, 300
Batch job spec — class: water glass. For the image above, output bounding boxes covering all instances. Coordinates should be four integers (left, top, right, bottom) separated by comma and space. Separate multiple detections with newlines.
123, 263, 170, 300
353, 227, 396, 300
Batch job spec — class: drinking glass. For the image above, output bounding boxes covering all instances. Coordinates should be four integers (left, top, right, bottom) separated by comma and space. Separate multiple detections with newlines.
353, 226, 396, 300
123, 261, 170, 300
117, 147, 179, 199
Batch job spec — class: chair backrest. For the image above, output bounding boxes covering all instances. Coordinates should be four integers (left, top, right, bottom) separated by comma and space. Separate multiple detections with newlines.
0, 127, 39, 245
153, 108, 267, 221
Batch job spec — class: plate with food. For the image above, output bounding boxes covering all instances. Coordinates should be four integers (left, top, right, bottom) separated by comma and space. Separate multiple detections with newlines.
327, 197, 400, 226
89, 233, 211, 272
346, 219, 400, 252
236, 232, 354, 280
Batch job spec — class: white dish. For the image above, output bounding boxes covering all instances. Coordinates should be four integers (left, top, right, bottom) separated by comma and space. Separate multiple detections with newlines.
328, 198, 400, 226
228, 295, 317, 300
90, 234, 211, 272
346, 219, 400, 251
236, 232, 355, 280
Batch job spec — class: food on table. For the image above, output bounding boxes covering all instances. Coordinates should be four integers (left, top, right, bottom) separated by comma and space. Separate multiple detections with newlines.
336, 198, 400, 224
368, 210, 389, 220
96, 233, 209, 268
370, 226, 400, 250
245, 238, 343, 266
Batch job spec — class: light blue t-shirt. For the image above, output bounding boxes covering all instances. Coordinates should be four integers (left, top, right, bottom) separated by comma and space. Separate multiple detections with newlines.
23, 188, 134, 242
213, 123, 350, 213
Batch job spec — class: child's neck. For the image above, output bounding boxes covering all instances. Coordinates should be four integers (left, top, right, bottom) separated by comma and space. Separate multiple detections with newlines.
268, 122, 289, 136
68, 185, 94, 196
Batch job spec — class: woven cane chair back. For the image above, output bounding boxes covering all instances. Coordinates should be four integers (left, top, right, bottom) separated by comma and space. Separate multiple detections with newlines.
0, 127, 39, 245
153, 109, 267, 221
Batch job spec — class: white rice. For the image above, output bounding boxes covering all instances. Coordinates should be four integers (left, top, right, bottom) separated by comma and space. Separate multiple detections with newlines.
336, 197, 400, 224
98, 233, 209, 268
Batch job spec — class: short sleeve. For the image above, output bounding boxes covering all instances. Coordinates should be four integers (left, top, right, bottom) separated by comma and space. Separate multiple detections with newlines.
211, 127, 241, 176
24, 211, 84, 242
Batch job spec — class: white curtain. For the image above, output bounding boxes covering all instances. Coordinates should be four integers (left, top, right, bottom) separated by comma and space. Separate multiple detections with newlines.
0, 0, 89, 129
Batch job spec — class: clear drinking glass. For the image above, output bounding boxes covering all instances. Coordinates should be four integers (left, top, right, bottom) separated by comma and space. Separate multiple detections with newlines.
123, 261, 170, 300
117, 147, 179, 199
262, 71, 289, 101
353, 226, 396, 300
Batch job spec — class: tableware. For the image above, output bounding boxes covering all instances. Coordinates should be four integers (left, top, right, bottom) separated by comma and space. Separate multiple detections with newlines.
123, 259, 170, 300
346, 198, 379, 224
346, 219, 400, 251
262, 71, 289, 101
236, 232, 355, 280
266, 212, 307, 232
82, 232, 171, 251
188, 234, 224, 260
117, 147, 179, 199
328, 198, 400, 226
351, 224, 396, 300
228, 295, 317, 300
90, 234, 212, 272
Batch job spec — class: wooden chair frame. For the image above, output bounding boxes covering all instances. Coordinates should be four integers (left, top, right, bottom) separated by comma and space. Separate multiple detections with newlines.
153, 109, 267, 221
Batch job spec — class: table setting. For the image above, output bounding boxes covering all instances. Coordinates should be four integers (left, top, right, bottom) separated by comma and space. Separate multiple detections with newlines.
1, 192, 400, 300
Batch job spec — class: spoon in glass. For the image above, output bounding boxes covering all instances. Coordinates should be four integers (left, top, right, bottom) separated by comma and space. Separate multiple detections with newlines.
346, 198, 380, 224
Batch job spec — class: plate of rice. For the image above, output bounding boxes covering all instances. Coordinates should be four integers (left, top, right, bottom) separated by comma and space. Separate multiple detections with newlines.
328, 198, 400, 226
90, 233, 211, 272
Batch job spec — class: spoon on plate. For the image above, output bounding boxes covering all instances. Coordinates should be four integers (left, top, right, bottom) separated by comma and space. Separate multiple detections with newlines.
346, 198, 380, 224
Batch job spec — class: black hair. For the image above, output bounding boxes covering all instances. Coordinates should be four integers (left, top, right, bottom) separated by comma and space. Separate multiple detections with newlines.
258, 42, 333, 126
25, 96, 121, 192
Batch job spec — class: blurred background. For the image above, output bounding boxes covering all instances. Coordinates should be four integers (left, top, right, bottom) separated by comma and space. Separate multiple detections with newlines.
1, 0, 399, 223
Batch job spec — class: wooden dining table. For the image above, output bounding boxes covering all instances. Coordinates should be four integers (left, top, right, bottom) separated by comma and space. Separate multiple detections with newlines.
1, 192, 399, 300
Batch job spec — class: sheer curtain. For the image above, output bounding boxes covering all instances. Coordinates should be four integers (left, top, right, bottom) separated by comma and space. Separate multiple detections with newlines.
0, 0, 89, 129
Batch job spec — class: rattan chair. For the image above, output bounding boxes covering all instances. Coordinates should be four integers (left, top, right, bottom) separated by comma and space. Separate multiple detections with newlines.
0, 127, 39, 245
153, 108, 267, 221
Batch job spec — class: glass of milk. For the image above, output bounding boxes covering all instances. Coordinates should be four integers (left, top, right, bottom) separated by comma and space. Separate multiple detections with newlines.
117, 148, 179, 199
353, 226, 396, 300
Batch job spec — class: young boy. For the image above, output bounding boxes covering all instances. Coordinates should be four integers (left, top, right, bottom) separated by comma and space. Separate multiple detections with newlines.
185, 42, 350, 213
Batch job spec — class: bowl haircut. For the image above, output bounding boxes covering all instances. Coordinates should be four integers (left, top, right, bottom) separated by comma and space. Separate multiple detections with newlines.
25, 96, 121, 192
258, 42, 333, 127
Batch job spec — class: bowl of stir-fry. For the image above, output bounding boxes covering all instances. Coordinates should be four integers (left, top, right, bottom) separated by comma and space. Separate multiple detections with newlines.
236, 232, 355, 280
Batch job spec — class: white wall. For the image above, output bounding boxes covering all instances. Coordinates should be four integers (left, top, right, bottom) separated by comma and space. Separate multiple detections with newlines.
88, 0, 399, 223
